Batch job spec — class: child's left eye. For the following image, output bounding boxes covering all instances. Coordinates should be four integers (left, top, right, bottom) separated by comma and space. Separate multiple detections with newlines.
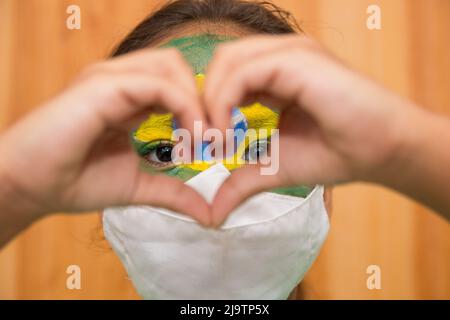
243, 140, 270, 163
143, 141, 175, 169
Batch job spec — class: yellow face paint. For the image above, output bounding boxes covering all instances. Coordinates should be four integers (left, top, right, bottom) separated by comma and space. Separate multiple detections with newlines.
134, 113, 173, 143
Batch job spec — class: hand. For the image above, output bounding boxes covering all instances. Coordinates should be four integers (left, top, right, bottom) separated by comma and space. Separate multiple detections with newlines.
204, 35, 429, 226
0, 48, 211, 235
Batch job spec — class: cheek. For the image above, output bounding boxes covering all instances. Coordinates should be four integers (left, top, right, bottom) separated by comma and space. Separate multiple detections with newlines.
269, 185, 314, 198
166, 167, 203, 181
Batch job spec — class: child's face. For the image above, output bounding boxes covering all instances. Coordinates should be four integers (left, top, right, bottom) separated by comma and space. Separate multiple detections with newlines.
104, 33, 331, 300
132, 34, 314, 199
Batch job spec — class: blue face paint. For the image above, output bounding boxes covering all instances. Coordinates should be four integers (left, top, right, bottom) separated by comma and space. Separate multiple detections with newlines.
231, 108, 249, 154
189, 108, 249, 162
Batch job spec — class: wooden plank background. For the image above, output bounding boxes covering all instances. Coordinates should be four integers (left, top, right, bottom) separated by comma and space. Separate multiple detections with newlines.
0, 0, 448, 299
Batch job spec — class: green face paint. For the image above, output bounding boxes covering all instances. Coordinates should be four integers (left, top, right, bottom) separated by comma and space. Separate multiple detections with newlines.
161, 34, 236, 74
271, 186, 314, 198
139, 162, 201, 182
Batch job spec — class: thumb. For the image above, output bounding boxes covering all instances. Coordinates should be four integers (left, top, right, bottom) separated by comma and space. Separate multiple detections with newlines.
211, 165, 282, 227
128, 173, 212, 227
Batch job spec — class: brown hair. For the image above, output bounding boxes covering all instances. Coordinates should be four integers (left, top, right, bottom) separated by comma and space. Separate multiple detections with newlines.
112, 0, 301, 57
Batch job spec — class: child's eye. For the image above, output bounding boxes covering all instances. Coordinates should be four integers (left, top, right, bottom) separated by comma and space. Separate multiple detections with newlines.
143, 141, 175, 169
243, 140, 270, 163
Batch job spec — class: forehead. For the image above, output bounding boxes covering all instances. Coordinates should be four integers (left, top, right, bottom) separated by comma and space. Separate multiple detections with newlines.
160, 34, 236, 74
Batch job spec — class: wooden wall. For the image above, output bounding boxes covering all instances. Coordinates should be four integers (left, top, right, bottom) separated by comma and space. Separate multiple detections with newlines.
0, 0, 448, 299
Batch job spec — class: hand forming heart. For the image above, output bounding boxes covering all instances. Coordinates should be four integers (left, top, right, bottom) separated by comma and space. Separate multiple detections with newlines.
0, 35, 426, 234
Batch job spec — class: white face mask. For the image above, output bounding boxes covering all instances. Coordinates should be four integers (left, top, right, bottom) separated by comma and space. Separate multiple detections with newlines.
103, 164, 329, 300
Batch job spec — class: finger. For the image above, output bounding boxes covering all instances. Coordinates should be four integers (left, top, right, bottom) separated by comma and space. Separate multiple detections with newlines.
205, 50, 314, 133
113, 109, 157, 133
205, 35, 299, 104
204, 36, 314, 133
101, 48, 199, 98
92, 72, 207, 138
129, 173, 212, 227
71, 72, 206, 160
150, 49, 200, 100
211, 165, 282, 227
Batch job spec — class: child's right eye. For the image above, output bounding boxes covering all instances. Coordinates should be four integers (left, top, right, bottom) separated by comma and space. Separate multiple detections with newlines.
243, 139, 270, 163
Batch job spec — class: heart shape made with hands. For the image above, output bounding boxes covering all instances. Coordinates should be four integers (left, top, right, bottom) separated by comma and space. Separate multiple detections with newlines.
133, 74, 316, 228
120, 36, 355, 227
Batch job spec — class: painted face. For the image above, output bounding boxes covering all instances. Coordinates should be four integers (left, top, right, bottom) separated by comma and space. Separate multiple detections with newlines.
132, 34, 312, 198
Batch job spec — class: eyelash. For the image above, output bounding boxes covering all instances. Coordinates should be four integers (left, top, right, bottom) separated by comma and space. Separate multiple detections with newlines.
138, 138, 271, 168
140, 140, 176, 169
